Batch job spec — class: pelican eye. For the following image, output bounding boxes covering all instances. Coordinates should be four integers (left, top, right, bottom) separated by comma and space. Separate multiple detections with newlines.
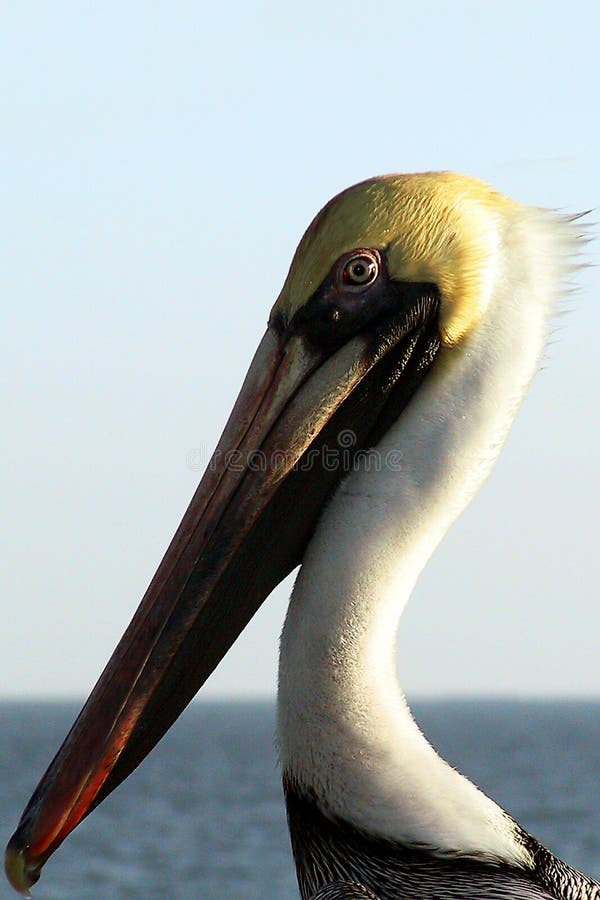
341, 252, 379, 289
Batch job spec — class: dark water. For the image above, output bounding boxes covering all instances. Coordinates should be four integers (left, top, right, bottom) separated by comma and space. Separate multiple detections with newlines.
2, 700, 600, 899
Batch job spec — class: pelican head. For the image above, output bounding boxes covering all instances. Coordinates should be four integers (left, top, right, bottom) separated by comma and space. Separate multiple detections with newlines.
5, 173, 578, 897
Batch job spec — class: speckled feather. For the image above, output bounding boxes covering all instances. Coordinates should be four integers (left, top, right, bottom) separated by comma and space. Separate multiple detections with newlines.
286, 781, 600, 900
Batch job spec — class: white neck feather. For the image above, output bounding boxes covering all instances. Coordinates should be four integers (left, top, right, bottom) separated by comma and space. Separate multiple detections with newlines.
278, 206, 579, 866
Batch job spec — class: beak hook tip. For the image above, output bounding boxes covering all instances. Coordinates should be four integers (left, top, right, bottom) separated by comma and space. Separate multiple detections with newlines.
5, 834, 40, 898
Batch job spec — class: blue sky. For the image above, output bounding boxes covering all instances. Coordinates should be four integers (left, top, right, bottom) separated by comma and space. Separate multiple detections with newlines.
2, 1, 599, 698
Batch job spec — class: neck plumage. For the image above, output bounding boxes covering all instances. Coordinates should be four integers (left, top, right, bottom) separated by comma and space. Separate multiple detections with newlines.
278, 208, 577, 866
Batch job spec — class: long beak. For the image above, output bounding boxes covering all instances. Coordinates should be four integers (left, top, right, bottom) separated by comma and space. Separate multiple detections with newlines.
6, 298, 439, 896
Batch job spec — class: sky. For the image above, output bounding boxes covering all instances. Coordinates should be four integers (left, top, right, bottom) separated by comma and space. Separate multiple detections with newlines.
2, 1, 599, 701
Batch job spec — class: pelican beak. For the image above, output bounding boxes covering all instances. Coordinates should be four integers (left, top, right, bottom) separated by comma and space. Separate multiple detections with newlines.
6, 289, 440, 895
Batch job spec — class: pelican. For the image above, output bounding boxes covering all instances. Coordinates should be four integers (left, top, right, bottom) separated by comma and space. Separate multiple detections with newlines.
5, 172, 597, 899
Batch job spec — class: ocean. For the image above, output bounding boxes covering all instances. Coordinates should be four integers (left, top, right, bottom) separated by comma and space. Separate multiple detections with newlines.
2, 700, 600, 899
